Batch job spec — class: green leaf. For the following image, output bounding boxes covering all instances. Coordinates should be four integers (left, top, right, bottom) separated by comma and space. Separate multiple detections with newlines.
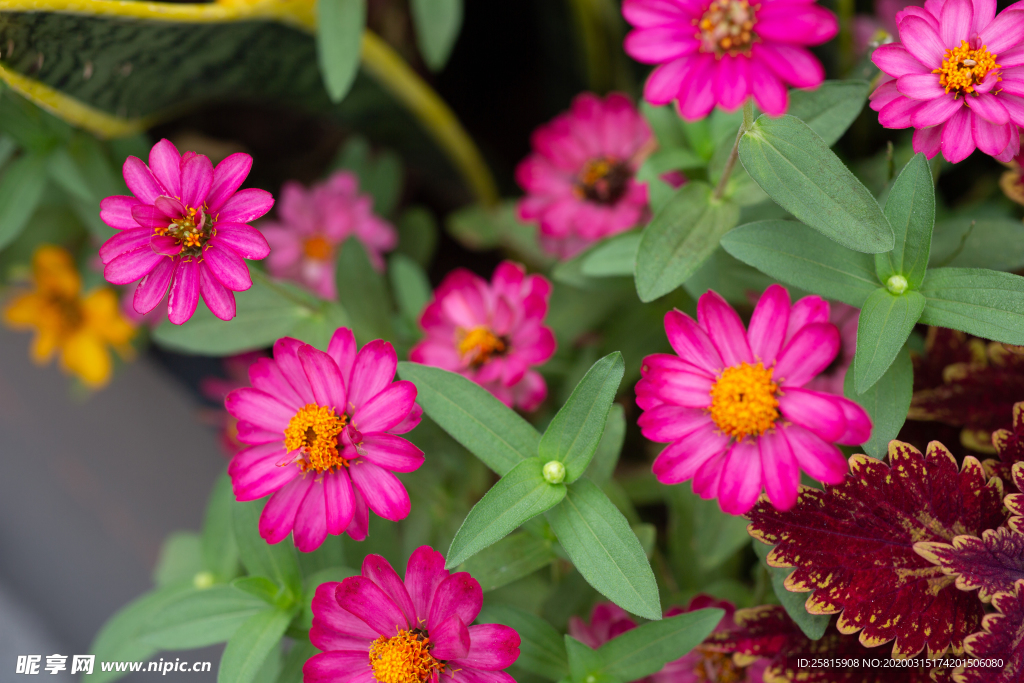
445, 458, 566, 568
217, 608, 291, 683
203, 473, 241, 582
315, 0, 365, 102
565, 636, 612, 683
539, 353, 624, 483
153, 532, 203, 588
634, 181, 740, 303
288, 301, 351, 350
752, 540, 829, 640
397, 362, 541, 475
336, 236, 395, 343
720, 220, 880, 307
738, 115, 894, 253
919, 267, 1024, 345
597, 609, 725, 682
693, 497, 753, 571
0, 152, 49, 250
274, 641, 318, 683
460, 531, 557, 591
410, 0, 463, 70
396, 206, 438, 267
232, 499, 302, 596
547, 478, 661, 620
581, 232, 641, 277
787, 80, 869, 146
153, 274, 314, 355
844, 345, 913, 459
853, 288, 926, 393
140, 585, 269, 649
331, 137, 404, 217
930, 217, 1024, 271
477, 605, 569, 681
233, 576, 285, 605
389, 253, 432, 325
877, 154, 934, 289
586, 403, 625, 485
295, 566, 360, 631
47, 145, 94, 202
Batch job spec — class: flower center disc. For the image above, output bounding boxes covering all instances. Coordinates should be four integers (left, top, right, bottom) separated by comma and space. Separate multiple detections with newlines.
284, 403, 347, 472
304, 235, 333, 260
576, 157, 631, 204
457, 326, 507, 367
698, 0, 758, 55
156, 205, 211, 254
368, 629, 443, 683
708, 362, 779, 439
934, 41, 999, 96
692, 649, 745, 683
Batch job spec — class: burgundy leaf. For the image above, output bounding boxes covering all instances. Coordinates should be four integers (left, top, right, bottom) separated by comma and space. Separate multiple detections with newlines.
916, 526, 1024, 603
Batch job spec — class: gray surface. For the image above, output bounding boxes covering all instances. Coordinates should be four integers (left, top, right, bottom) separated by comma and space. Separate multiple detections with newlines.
0, 324, 224, 681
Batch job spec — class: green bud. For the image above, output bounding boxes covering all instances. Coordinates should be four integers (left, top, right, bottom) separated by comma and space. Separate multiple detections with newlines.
886, 274, 909, 295
193, 571, 216, 590
542, 460, 566, 485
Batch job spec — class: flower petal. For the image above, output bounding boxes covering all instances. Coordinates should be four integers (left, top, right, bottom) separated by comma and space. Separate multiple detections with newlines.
779, 387, 847, 442
361, 554, 417, 629
336, 575, 410, 636
360, 434, 424, 473
199, 264, 236, 321
897, 73, 947, 100
836, 397, 873, 445
179, 153, 214, 208
204, 243, 252, 291
103, 247, 164, 286
218, 187, 275, 223
748, 284, 790, 365
225, 386, 294, 431
978, 9, 1024, 53
774, 323, 840, 387
911, 93, 963, 127
759, 429, 800, 510
148, 139, 182, 198
123, 156, 165, 203
298, 345, 347, 413
207, 153, 253, 212
638, 405, 711, 442
429, 615, 471, 661
427, 572, 482, 634
781, 424, 849, 484
451, 624, 521, 670
349, 461, 411, 521
651, 420, 731, 484
664, 309, 724, 375
228, 443, 295, 500
351, 381, 417, 433
303, 652, 374, 683
100, 195, 144, 230
324, 468, 356, 535
940, 0, 973, 46
941, 106, 976, 162
100, 227, 153, 264
966, 92, 1010, 125
293, 479, 329, 552
212, 224, 270, 260
717, 440, 762, 515
260, 474, 314, 544
750, 58, 789, 116
328, 327, 358, 382
971, 110, 1012, 155
899, 16, 946, 69
405, 546, 449, 624
349, 340, 399, 409
872, 43, 931, 77
167, 258, 201, 325
698, 290, 753, 366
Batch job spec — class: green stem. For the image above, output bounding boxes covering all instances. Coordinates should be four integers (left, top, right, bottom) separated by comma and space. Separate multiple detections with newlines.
712, 99, 754, 200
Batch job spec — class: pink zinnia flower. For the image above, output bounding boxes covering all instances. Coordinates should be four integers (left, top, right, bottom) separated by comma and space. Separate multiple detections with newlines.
803, 301, 859, 396
870, 0, 1024, 162
516, 93, 652, 259
99, 139, 273, 324
410, 261, 556, 412
622, 0, 838, 118
225, 327, 423, 551
261, 170, 397, 299
636, 285, 872, 515
304, 546, 520, 683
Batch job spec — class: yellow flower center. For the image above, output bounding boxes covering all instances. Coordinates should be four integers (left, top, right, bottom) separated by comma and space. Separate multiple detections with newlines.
457, 326, 507, 367
368, 629, 444, 683
575, 156, 631, 204
692, 649, 745, 682
708, 362, 779, 439
284, 403, 347, 473
698, 0, 759, 55
154, 204, 212, 254
933, 41, 999, 96
303, 235, 333, 260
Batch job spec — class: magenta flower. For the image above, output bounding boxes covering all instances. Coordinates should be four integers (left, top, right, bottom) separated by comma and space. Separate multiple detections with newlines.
98, 139, 273, 324
636, 285, 872, 515
304, 546, 520, 683
225, 327, 423, 551
516, 93, 652, 259
870, 0, 1024, 162
803, 301, 858, 396
261, 170, 397, 299
622, 0, 838, 118
410, 261, 556, 412
569, 602, 642, 650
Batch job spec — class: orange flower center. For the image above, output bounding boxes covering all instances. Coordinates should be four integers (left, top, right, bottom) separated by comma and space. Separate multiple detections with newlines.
368, 629, 444, 683
697, 0, 759, 55
303, 235, 333, 260
154, 205, 211, 254
575, 156, 631, 204
708, 362, 779, 439
692, 649, 745, 682
457, 326, 507, 367
933, 41, 999, 96
284, 403, 347, 473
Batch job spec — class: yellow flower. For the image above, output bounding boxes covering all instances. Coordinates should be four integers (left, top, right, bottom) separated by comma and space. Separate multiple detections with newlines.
3, 245, 136, 388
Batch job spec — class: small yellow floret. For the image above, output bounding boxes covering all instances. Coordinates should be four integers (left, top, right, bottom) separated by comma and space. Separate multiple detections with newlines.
457, 326, 506, 367
303, 235, 333, 260
284, 403, 347, 472
368, 629, 443, 683
933, 41, 999, 95
708, 362, 779, 439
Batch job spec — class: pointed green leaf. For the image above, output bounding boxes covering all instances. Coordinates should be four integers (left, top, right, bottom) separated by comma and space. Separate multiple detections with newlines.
232, 499, 301, 595
410, 0, 463, 70
597, 608, 725, 681
634, 181, 740, 302
752, 540, 829, 640
336, 236, 394, 343
844, 345, 913, 460
389, 253, 432, 325
877, 154, 934, 288
581, 232, 641, 277
719, 220, 880, 307
153, 533, 202, 588
919, 267, 1024, 345
445, 458, 566, 568
274, 641, 318, 683
217, 608, 290, 683
47, 145, 94, 202
397, 361, 541, 475
930, 217, 1024, 271
140, 585, 269, 649
461, 531, 557, 592
477, 605, 569, 681
738, 115, 894, 253
547, 479, 661, 620
853, 288, 926, 393
565, 636, 612, 683
787, 80, 869, 146
539, 352, 625, 483
0, 151, 48, 250
316, 0, 365, 102
586, 403, 626, 485
203, 473, 240, 582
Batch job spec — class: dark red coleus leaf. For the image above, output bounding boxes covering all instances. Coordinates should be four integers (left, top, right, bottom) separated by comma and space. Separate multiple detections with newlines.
1006, 463, 1024, 534
916, 526, 1024, 603
747, 441, 1006, 657
955, 579, 1024, 683
986, 402, 1024, 491
703, 605, 933, 682
911, 328, 981, 393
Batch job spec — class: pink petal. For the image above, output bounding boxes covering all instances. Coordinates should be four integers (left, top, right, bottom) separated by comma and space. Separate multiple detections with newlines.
361, 554, 417, 629
755, 5, 838, 44
911, 93, 962, 127
774, 323, 840, 387
446, 671, 515, 683
898, 16, 946, 69
199, 264, 236, 321
260, 474, 314, 544
148, 139, 182, 199
451, 624, 521, 671
664, 309, 724, 375
635, 370, 714, 411
324, 469, 356, 535
624, 27, 699, 63
778, 387, 847, 443
785, 296, 829, 341
939, 0, 973, 46
871, 43, 931, 77
715, 54, 751, 110
100, 195, 144, 230
879, 95, 922, 128
349, 340, 398, 409
274, 337, 316, 404
406, 546, 449, 623
293, 479, 329, 552
298, 345, 347, 413
755, 44, 823, 89
179, 153, 214, 208
351, 381, 417, 433
153, 195, 184, 219
150, 234, 181, 256
717, 440, 762, 515
236, 422, 280, 445
349, 461, 411, 521
836, 397, 873, 445
651, 420, 731, 484
336, 575, 409, 636
677, 54, 716, 121
226, 386, 295, 431
913, 124, 944, 157
249, 357, 304, 410
429, 615, 471, 661
622, 0, 692, 27
217, 188, 275, 223
427, 573, 482, 634
310, 579, 379, 641
638, 405, 711, 442
692, 450, 726, 500
207, 153, 254, 212
759, 429, 799, 510
100, 227, 152, 264
328, 327, 358, 383
103, 247, 163, 286
228, 443, 295, 500
750, 59, 788, 116
204, 243, 252, 292
1000, 93, 1024, 127
360, 434, 424, 472
966, 92, 1010, 124
978, 9, 1024, 53
643, 57, 695, 105
303, 652, 374, 683
698, 290, 753, 366
212, 224, 270, 260
941, 107, 976, 162
347, 489, 370, 541
748, 284, 790, 365
897, 73, 946, 100
167, 258, 201, 325
122, 156, 165, 203
134, 256, 174, 314
972, 112, 1012, 155
781, 424, 849, 484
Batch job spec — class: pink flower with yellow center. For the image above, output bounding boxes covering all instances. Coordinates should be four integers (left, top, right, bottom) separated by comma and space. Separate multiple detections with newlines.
636, 286, 872, 515
622, 0, 838, 118
261, 170, 397, 299
304, 546, 520, 683
516, 93, 653, 259
225, 327, 423, 551
99, 139, 273, 325
410, 261, 556, 412
870, 0, 1024, 162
